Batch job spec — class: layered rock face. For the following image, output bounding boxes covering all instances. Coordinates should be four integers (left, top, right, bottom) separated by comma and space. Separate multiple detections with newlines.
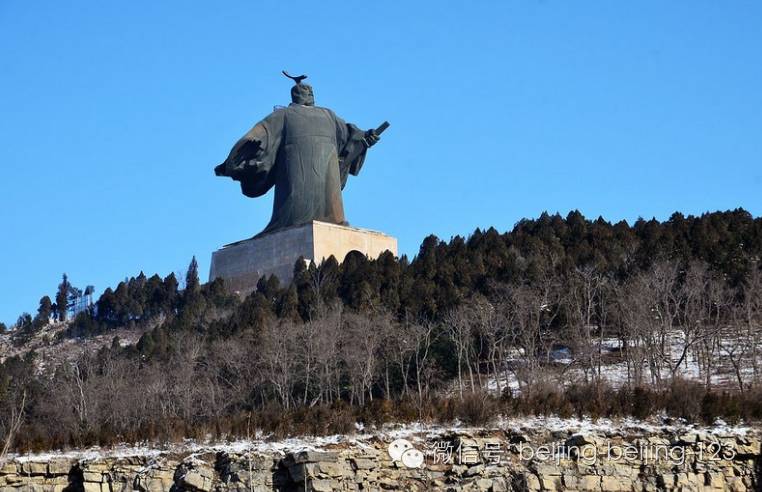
1, 427, 759, 491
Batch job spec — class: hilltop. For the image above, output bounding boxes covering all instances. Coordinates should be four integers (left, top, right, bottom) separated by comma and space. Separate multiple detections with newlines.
2, 209, 762, 455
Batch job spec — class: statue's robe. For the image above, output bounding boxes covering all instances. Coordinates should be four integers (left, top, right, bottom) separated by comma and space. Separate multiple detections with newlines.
219, 103, 369, 235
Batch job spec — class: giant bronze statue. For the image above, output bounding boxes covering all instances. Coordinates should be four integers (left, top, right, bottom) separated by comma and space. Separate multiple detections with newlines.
214, 71, 389, 235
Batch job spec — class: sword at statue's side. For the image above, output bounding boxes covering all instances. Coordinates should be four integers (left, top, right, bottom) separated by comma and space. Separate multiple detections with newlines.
340, 121, 390, 170
366, 121, 390, 146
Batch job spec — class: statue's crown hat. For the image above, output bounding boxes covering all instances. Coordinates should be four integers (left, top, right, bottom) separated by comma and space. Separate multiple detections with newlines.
283, 70, 314, 106
282, 70, 307, 85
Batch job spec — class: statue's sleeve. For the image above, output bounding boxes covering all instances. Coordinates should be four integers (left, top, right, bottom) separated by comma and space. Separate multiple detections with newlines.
221, 110, 284, 198
335, 115, 369, 190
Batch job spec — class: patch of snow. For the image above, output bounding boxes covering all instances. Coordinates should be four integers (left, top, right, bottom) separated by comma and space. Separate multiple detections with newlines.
7, 415, 757, 463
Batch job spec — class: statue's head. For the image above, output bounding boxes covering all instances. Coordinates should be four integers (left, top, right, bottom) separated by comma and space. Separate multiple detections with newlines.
290, 83, 315, 106
283, 70, 314, 106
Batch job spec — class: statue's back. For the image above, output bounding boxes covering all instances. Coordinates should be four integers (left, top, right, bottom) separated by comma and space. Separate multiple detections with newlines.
266, 104, 346, 233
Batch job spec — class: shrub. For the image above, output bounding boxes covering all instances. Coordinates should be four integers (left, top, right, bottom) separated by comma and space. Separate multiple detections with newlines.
358, 399, 394, 428
453, 392, 501, 426
565, 381, 617, 418
627, 386, 659, 420
663, 379, 705, 421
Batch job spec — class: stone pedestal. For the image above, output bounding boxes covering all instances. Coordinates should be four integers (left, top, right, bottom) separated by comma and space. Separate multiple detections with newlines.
209, 221, 398, 294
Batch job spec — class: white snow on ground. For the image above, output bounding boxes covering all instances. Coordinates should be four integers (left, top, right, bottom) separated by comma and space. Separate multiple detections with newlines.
485, 372, 521, 394
599, 338, 623, 351
598, 330, 753, 388
8, 416, 755, 463
495, 415, 752, 437
12, 445, 166, 463
483, 329, 762, 395
10, 437, 339, 463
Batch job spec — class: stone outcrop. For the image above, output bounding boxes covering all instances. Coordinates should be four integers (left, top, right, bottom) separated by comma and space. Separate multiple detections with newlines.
1, 426, 760, 491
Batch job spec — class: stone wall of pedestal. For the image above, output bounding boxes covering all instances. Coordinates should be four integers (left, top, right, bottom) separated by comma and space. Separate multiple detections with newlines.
209, 221, 397, 294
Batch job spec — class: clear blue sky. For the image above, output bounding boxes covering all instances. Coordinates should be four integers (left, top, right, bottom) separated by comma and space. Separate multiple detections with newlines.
1, 1, 761, 325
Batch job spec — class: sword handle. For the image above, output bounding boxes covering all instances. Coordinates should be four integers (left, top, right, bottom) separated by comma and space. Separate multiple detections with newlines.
375, 121, 390, 135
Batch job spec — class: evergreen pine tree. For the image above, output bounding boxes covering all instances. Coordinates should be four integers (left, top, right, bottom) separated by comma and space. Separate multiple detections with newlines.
162, 273, 179, 312
15, 313, 33, 332
33, 296, 53, 328
277, 285, 300, 320
55, 274, 70, 322
256, 274, 281, 302
185, 256, 200, 293
179, 256, 205, 327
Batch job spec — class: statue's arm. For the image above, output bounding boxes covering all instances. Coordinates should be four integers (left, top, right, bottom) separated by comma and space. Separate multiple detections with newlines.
217, 111, 284, 197
336, 116, 370, 189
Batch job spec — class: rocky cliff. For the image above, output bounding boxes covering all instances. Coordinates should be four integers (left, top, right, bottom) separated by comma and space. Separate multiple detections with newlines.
1, 422, 760, 491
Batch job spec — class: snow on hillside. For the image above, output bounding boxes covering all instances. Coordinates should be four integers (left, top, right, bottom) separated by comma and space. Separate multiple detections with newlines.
0, 318, 157, 371
483, 329, 761, 395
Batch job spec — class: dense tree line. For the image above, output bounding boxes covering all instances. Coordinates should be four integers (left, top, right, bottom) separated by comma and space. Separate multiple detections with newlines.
10, 208, 759, 337
2, 209, 762, 451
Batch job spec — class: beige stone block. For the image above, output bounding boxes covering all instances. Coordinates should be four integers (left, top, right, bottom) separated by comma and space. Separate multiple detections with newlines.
612, 464, 635, 478
600, 475, 625, 491
377, 477, 398, 488
474, 478, 493, 491
21, 462, 48, 475
82, 472, 103, 483
44, 476, 70, 485
540, 475, 561, 490
525, 473, 541, 490
687, 472, 703, 484
316, 461, 345, 477
491, 477, 508, 492
182, 470, 212, 491
210, 221, 397, 293
3, 473, 22, 484
579, 475, 601, 491
465, 464, 485, 477
82, 482, 103, 492
47, 460, 72, 476
563, 473, 579, 489
351, 457, 376, 470
726, 476, 747, 492
82, 462, 111, 473
15, 484, 47, 492
535, 464, 561, 476
735, 440, 760, 456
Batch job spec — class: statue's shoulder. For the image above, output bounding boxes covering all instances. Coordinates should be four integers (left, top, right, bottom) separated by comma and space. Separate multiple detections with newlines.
312, 105, 339, 121
283, 104, 338, 120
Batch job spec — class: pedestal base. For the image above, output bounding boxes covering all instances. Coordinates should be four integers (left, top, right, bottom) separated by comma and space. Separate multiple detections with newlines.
209, 221, 398, 294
